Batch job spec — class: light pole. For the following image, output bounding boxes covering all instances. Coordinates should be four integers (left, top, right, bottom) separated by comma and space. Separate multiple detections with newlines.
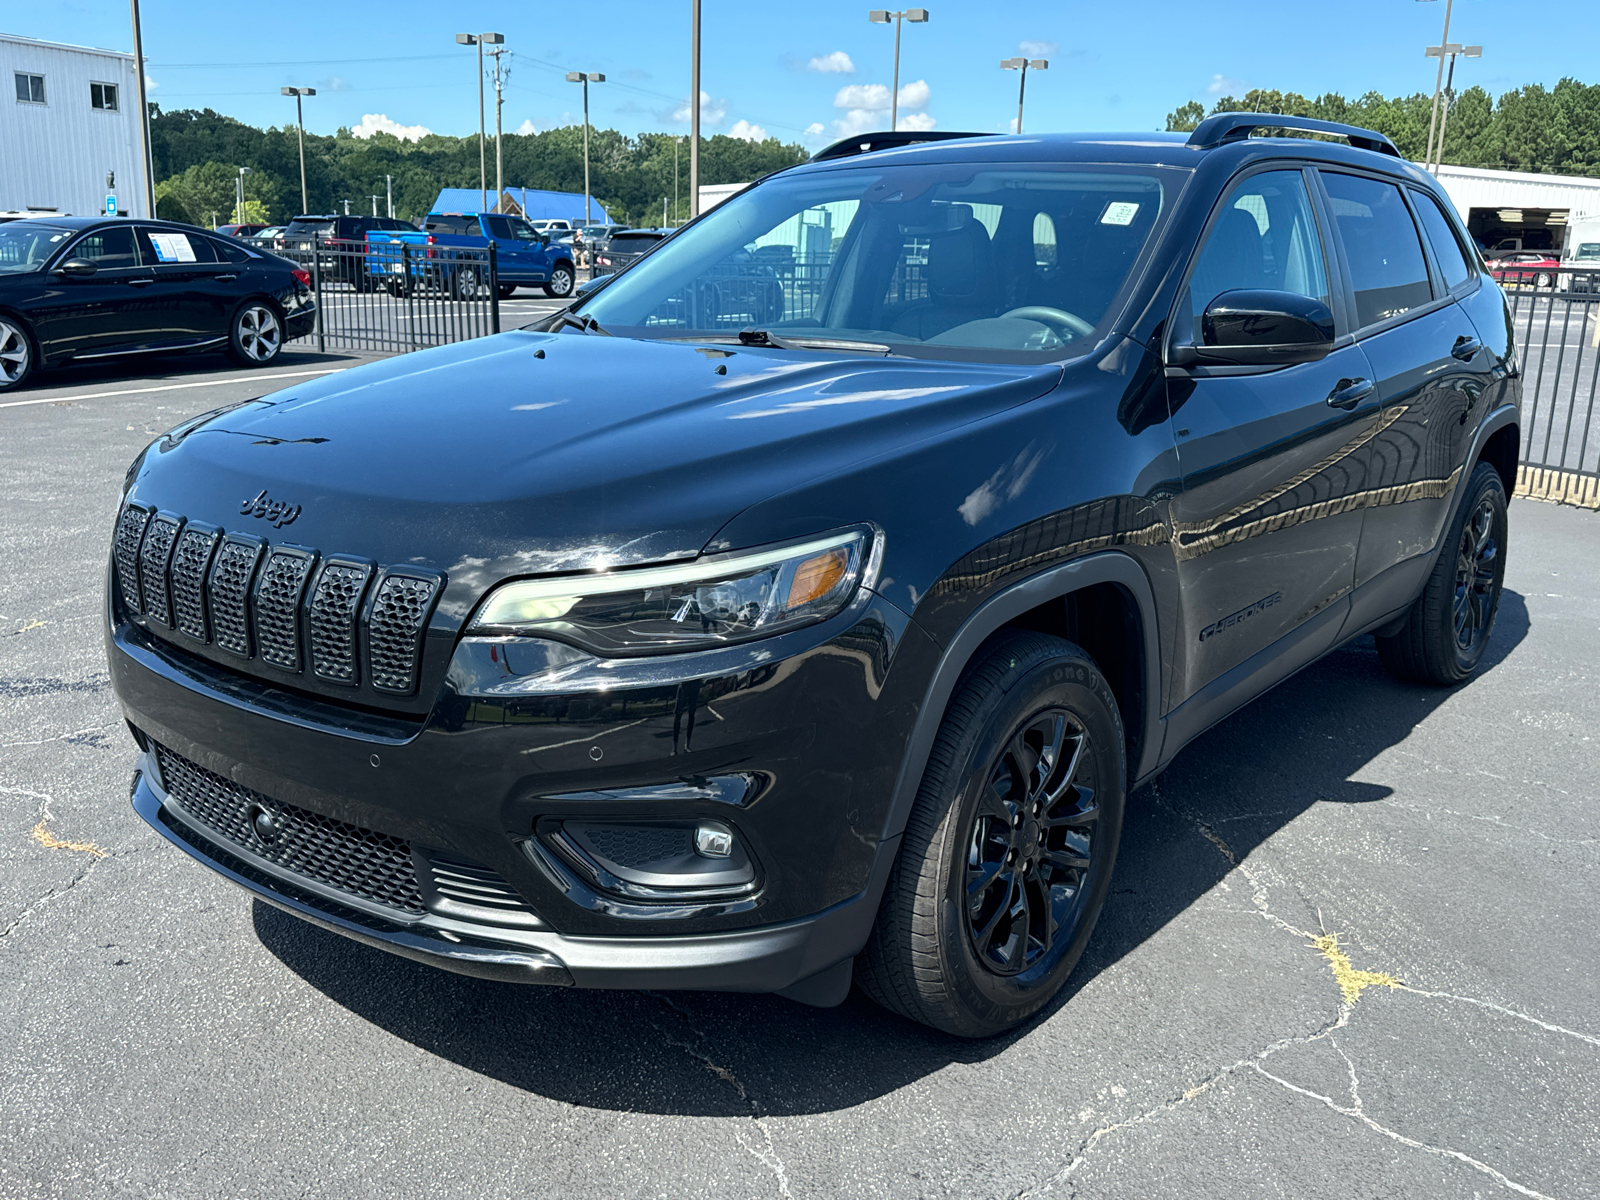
1428, 43, 1482, 172
456, 32, 504, 212
566, 71, 606, 224
674, 135, 681, 224
868, 8, 929, 132
1001, 57, 1047, 134
235, 166, 251, 226
385, 173, 393, 219
1417, 0, 1452, 171
129, 0, 154, 216
689, 0, 701, 218
487, 45, 509, 211
280, 86, 315, 214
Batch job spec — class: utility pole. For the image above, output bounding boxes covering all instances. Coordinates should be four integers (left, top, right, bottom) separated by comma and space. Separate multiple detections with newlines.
129, 0, 155, 216
369, 194, 380, 216
487, 45, 509, 211
1001, 57, 1047, 134
456, 32, 504, 212
280, 87, 316, 214
674, 136, 680, 224
1429, 43, 1482, 172
235, 166, 251, 226
689, 0, 701, 217
566, 71, 606, 223
868, 9, 929, 132
342, 198, 350, 215
385, 173, 393, 219
1420, 0, 1453, 170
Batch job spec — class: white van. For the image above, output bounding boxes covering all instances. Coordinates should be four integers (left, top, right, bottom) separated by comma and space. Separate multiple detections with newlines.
1560, 214, 1600, 294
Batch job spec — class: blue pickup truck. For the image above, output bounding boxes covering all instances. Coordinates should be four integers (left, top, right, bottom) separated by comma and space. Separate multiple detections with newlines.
365, 212, 577, 299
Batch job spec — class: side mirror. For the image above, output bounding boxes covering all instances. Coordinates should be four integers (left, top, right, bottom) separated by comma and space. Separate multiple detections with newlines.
57, 258, 99, 278
1184, 289, 1335, 366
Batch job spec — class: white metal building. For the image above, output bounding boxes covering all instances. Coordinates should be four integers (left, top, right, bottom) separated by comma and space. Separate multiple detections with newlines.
1, 33, 148, 218
1432, 163, 1600, 254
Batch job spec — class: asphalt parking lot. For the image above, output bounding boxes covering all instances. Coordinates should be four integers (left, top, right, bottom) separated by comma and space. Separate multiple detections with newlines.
2, 353, 1597, 1200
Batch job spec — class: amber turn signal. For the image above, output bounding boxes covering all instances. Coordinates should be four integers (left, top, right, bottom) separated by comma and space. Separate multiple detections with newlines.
786, 548, 849, 610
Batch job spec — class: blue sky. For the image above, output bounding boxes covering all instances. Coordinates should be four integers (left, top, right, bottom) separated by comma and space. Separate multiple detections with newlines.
14, 0, 1598, 148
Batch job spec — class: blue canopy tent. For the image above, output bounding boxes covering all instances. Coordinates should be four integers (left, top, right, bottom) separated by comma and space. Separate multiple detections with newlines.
430, 187, 611, 224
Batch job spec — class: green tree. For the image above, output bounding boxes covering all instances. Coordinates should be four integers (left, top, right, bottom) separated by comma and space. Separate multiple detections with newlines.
1164, 101, 1205, 133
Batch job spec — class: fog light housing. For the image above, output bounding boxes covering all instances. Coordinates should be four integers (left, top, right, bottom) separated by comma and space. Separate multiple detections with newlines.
695, 822, 733, 858
544, 819, 756, 901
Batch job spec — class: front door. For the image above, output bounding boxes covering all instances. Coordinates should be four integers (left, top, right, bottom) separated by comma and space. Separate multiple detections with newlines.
31, 225, 160, 360
1167, 167, 1377, 705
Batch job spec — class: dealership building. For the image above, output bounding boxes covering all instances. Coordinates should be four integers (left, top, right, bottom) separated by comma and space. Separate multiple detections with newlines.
1432, 163, 1600, 254
2, 33, 149, 218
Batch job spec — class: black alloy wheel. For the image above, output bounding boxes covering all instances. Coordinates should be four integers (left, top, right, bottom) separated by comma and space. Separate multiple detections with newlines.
545, 264, 575, 298
858, 631, 1125, 1038
225, 302, 282, 367
1377, 459, 1508, 685
0, 317, 33, 391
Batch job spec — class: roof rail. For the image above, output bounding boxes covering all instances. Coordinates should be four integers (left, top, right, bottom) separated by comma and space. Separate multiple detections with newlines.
810, 129, 994, 162
1186, 112, 1402, 159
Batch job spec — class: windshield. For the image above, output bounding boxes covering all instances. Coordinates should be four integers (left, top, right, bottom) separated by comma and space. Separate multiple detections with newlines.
1575, 242, 1600, 262
579, 161, 1177, 359
0, 222, 72, 274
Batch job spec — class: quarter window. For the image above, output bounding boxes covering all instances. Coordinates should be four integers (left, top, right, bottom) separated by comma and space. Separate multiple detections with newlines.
15, 72, 46, 104
1320, 172, 1433, 328
1410, 189, 1476, 291
1186, 170, 1329, 343
90, 81, 119, 111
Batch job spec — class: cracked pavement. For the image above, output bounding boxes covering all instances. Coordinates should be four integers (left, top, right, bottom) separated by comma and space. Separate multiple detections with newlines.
2, 357, 1597, 1199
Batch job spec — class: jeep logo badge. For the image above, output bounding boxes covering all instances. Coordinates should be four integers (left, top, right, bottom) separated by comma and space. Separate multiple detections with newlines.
240, 489, 301, 528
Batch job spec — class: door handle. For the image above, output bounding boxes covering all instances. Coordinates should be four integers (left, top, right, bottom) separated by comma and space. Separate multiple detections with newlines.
126, 278, 156, 287
1451, 335, 1483, 361
1326, 378, 1376, 410
215, 273, 238, 281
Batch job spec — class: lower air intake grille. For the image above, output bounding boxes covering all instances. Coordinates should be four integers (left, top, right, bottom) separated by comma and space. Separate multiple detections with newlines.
170, 527, 219, 641
427, 852, 539, 917
209, 537, 263, 657
153, 741, 425, 914
584, 826, 694, 869
114, 506, 151, 614
369, 574, 440, 695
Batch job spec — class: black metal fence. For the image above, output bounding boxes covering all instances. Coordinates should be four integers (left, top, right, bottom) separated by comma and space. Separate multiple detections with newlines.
1494, 264, 1600, 508
276, 238, 501, 354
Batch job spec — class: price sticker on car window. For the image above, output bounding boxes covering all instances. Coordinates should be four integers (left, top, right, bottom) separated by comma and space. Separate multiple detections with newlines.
148, 233, 197, 263
1100, 202, 1140, 226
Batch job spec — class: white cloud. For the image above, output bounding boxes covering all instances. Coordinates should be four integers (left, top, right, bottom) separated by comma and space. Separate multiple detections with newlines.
897, 79, 930, 111
899, 111, 937, 132
1019, 40, 1058, 57
807, 51, 855, 74
804, 121, 827, 139
1207, 73, 1245, 96
145, 74, 158, 91
832, 79, 929, 114
514, 119, 538, 136
351, 113, 433, 142
728, 119, 767, 142
671, 90, 728, 126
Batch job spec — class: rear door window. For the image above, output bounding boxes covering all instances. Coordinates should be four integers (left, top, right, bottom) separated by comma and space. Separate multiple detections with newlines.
483, 215, 515, 240
135, 228, 218, 264
1409, 190, 1476, 291
424, 215, 476, 236
1319, 172, 1434, 328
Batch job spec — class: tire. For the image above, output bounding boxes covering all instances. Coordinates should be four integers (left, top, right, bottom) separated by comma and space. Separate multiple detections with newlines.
543, 263, 575, 298
857, 631, 1126, 1038
1537, 272, 1552, 289
225, 300, 284, 367
1376, 460, 1508, 685
498, 284, 517, 300
0, 315, 35, 392
452, 264, 485, 300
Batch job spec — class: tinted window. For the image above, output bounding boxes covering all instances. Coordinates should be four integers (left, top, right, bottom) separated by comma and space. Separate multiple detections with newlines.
483, 215, 515, 240
605, 233, 664, 250
1187, 170, 1328, 342
1410, 190, 1475, 290
424, 215, 476, 236
135, 228, 218, 264
1320, 172, 1433, 328
285, 219, 335, 237
215, 238, 252, 263
70, 226, 139, 269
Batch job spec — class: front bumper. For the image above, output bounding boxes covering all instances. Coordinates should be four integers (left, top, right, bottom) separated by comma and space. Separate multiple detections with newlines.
110, 585, 937, 995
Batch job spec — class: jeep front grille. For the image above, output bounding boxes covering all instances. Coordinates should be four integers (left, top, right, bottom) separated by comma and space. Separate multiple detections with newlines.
114, 502, 441, 704
153, 741, 426, 914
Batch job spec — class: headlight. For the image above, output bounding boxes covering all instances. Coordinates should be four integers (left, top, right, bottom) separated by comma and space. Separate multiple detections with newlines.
469, 530, 874, 655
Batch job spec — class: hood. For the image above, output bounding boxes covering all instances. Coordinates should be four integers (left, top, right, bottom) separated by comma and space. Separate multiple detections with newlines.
127, 330, 1062, 621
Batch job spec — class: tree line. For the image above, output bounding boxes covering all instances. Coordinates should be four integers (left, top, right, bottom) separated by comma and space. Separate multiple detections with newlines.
148, 105, 810, 228
1165, 79, 1600, 176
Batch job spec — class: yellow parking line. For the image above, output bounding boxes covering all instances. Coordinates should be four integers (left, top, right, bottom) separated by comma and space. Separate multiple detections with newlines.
0, 367, 349, 411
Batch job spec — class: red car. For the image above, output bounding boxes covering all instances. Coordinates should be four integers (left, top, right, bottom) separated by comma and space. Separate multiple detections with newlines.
1488, 251, 1561, 288
214, 223, 268, 239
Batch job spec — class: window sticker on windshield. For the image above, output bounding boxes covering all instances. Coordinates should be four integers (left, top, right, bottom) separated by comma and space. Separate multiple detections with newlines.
1100, 202, 1140, 226
148, 232, 197, 263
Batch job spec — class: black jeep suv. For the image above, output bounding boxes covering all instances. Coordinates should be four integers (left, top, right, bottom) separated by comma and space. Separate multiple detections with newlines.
108, 116, 1519, 1037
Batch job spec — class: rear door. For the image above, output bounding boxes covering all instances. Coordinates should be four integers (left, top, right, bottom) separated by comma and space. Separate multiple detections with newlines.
1316, 171, 1491, 620
1166, 166, 1375, 710
132, 226, 230, 343
481, 214, 533, 281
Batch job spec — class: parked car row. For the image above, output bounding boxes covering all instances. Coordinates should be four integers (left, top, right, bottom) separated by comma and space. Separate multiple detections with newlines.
365, 211, 577, 298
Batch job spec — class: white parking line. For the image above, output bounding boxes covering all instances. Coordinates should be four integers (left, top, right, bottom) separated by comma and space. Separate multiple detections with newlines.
0, 367, 350, 411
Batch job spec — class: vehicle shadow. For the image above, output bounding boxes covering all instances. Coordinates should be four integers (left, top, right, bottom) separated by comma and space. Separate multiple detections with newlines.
255, 591, 1530, 1117
22, 347, 371, 397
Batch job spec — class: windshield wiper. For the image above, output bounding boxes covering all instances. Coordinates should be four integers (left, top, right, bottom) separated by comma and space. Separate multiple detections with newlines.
548, 311, 611, 336
735, 328, 891, 353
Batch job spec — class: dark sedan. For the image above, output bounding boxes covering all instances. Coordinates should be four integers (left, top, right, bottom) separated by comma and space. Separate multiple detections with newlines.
0, 217, 316, 392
